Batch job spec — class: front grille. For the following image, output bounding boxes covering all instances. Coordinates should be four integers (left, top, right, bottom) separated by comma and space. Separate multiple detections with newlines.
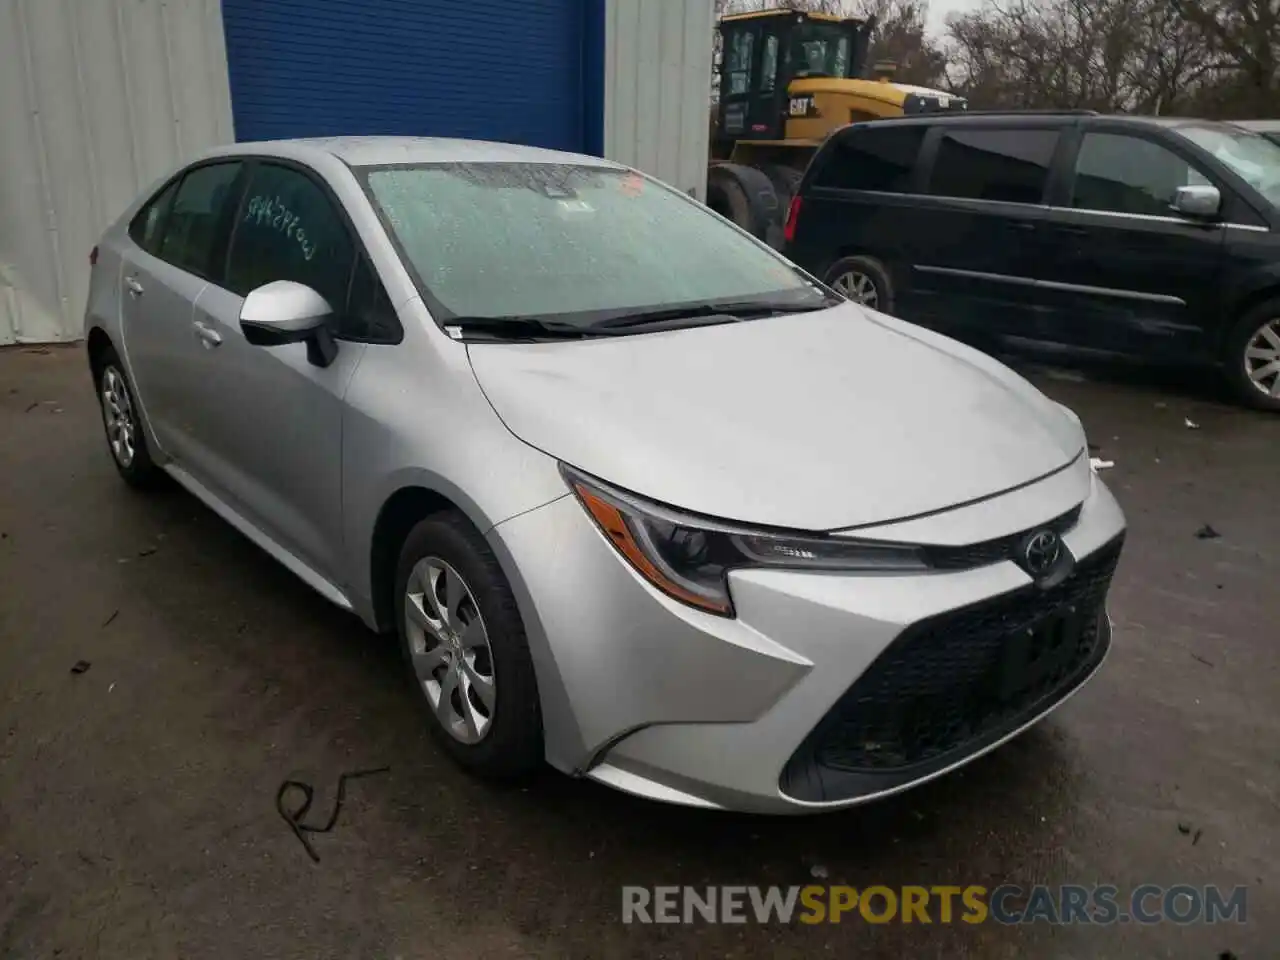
923, 505, 1081, 571
781, 535, 1123, 799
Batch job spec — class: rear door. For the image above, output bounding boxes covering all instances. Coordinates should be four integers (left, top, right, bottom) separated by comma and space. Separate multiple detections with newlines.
1033, 128, 1228, 359
120, 162, 243, 464
906, 124, 1060, 340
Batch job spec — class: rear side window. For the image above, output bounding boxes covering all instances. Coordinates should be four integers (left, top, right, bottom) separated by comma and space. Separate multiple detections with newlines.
225, 163, 354, 314
1072, 133, 1207, 217
814, 126, 926, 192
158, 162, 243, 279
128, 180, 179, 254
928, 128, 1058, 204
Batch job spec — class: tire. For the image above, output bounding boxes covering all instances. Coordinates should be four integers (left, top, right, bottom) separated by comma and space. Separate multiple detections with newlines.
1223, 301, 1280, 411
94, 347, 163, 489
824, 255, 895, 314
707, 165, 756, 235
393, 511, 543, 778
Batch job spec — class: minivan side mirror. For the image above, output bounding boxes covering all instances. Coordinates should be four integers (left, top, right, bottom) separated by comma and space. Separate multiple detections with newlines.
1171, 184, 1221, 220
240, 280, 338, 367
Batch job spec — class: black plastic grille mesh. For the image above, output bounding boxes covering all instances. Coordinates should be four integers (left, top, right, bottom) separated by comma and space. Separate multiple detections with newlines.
809, 536, 1122, 772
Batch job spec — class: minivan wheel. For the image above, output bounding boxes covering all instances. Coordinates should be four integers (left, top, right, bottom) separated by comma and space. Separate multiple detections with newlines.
825, 255, 893, 313
394, 512, 543, 777
95, 351, 162, 488
1225, 303, 1280, 411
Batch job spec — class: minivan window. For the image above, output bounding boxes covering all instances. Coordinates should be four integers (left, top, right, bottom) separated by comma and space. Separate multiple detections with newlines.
815, 126, 926, 192
1176, 124, 1280, 207
1072, 133, 1209, 218
928, 129, 1057, 205
225, 163, 354, 314
158, 162, 242, 279
361, 163, 821, 324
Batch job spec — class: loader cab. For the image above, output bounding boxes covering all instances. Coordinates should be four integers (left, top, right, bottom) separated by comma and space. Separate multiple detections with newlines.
714, 10, 872, 150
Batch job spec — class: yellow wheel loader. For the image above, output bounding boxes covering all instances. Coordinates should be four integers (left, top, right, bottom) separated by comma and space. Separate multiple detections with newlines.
708, 8, 966, 245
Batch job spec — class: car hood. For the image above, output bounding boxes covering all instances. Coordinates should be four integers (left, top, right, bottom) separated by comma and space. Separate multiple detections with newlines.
467, 304, 1084, 531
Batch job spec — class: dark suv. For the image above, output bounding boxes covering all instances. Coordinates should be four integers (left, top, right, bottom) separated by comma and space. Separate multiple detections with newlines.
783, 111, 1280, 410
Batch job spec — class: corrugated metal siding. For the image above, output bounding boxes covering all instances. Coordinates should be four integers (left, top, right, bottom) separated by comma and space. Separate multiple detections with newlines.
604, 0, 713, 200
221, 0, 589, 151
0, 0, 233, 344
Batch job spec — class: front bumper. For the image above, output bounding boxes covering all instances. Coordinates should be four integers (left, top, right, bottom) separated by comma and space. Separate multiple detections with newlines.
487, 465, 1126, 814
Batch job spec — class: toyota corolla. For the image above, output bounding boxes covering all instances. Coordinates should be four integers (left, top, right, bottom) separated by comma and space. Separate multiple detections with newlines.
84, 137, 1125, 813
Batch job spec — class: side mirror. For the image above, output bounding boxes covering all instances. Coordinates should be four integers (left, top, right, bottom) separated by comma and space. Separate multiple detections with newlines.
1172, 184, 1221, 220
240, 280, 338, 367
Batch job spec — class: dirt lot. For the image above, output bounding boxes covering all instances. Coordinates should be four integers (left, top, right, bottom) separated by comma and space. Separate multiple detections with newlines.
1, 344, 1277, 959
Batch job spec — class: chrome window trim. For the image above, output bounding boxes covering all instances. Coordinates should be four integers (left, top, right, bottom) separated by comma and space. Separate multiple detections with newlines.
1046, 204, 1270, 232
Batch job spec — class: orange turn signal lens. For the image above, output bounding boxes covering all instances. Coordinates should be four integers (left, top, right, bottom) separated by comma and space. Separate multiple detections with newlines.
572, 482, 731, 614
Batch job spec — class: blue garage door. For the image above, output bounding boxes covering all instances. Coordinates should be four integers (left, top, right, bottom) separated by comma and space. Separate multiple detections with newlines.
221, 0, 602, 153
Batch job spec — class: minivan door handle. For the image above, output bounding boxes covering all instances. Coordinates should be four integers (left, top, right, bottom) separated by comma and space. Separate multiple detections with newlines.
1055, 224, 1091, 236
192, 321, 223, 349
125, 276, 144, 298
1008, 221, 1037, 232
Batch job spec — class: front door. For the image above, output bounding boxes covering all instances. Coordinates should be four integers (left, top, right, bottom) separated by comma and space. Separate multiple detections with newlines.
178, 160, 365, 581
1034, 129, 1227, 359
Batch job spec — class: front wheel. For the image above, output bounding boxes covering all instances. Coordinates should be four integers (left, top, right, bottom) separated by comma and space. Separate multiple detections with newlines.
394, 512, 543, 778
1224, 303, 1280, 411
824, 255, 894, 314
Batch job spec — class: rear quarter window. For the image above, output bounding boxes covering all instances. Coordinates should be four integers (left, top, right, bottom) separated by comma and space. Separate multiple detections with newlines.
813, 126, 926, 193
128, 179, 179, 254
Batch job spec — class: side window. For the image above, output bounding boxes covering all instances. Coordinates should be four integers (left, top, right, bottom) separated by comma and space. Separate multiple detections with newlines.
158, 163, 243, 278
128, 179, 179, 254
759, 34, 778, 92
225, 163, 354, 315
1072, 133, 1207, 218
345, 256, 401, 342
725, 29, 754, 96
815, 126, 927, 193
928, 128, 1058, 205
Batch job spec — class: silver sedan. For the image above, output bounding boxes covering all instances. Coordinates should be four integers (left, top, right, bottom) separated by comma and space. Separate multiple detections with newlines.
84, 137, 1126, 813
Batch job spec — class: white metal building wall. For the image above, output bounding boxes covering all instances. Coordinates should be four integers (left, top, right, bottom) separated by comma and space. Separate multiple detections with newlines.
0, 0, 234, 345
605, 0, 714, 201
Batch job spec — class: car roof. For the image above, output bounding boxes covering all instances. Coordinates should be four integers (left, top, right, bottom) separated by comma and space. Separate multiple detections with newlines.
846, 111, 1233, 131
195, 136, 624, 169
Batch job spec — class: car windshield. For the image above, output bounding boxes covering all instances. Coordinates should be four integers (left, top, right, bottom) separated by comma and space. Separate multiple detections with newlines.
358, 163, 824, 328
1177, 124, 1280, 206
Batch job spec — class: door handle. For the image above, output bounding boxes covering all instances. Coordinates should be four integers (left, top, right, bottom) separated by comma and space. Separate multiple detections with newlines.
193, 321, 223, 348
125, 276, 144, 298
1055, 225, 1091, 236
1008, 221, 1037, 232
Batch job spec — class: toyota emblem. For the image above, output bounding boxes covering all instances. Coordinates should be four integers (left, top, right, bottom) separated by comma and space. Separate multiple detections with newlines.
1022, 530, 1062, 576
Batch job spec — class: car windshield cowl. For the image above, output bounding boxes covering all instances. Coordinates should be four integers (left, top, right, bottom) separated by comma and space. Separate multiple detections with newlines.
446, 294, 840, 341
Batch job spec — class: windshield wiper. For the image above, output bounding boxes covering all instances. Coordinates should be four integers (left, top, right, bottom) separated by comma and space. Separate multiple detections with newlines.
445, 316, 616, 340
591, 298, 834, 331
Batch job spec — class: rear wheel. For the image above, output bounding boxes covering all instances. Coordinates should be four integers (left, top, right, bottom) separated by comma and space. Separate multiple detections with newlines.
707, 165, 756, 235
1224, 302, 1280, 411
394, 512, 543, 777
95, 349, 162, 488
824, 255, 894, 314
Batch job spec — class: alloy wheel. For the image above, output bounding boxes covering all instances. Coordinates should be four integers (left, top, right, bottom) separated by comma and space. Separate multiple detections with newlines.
833, 270, 879, 309
101, 367, 137, 468
1244, 318, 1280, 399
404, 557, 496, 744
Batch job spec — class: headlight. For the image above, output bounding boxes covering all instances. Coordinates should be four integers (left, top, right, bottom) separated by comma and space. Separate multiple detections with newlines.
562, 466, 927, 616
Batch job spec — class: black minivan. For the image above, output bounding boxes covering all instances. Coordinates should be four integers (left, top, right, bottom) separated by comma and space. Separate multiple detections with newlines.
783, 111, 1280, 410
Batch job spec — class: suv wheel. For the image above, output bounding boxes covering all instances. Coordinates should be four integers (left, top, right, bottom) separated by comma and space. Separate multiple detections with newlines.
824, 255, 893, 314
394, 512, 543, 777
1225, 303, 1280, 411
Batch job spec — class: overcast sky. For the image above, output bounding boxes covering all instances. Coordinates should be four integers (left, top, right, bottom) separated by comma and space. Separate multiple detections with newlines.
924, 0, 982, 37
